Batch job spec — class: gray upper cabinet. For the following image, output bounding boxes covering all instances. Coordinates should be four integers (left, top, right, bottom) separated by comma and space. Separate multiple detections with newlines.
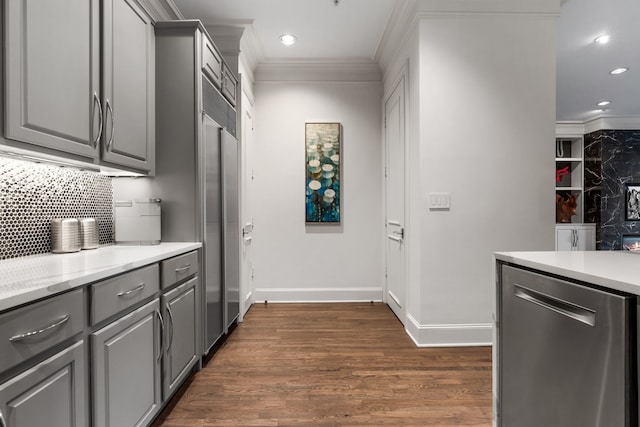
3, 0, 155, 174
4, 0, 101, 158
101, 0, 155, 173
221, 62, 238, 107
202, 36, 223, 89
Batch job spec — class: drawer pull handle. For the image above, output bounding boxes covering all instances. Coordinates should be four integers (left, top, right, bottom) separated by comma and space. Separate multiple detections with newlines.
175, 264, 191, 274
9, 315, 71, 343
117, 283, 145, 297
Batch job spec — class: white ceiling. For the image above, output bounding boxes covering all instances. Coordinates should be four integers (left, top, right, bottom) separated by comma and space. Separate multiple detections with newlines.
173, 0, 640, 122
173, 0, 398, 60
557, 0, 640, 122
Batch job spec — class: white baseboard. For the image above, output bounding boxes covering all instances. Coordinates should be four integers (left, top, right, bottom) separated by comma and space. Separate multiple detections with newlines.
253, 287, 383, 303
405, 313, 493, 347
238, 291, 253, 322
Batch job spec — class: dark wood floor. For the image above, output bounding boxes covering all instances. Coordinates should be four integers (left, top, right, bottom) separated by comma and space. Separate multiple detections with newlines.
152, 303, 492, 426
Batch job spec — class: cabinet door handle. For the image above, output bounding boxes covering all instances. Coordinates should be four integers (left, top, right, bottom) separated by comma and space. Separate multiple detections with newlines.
9, 315, 70, 343
106, 99, 115, 151
93, 92, 103, 148
117, 283, 145, 297
166, 303, 175, 352
156, 310, 165, 363
175, 264, 191, 274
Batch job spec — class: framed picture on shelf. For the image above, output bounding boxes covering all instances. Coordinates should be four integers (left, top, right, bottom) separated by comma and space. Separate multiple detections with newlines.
622, 235, 640, 251
305, 122, 341, 224
625, 183, 640, 221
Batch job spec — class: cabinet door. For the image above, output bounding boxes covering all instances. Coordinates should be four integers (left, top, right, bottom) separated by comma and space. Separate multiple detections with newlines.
202, 36, 223, 88
101, 0, 155, 172
5, 0, 100, 159
92, 299, 161, 427
0, 341, 86, 427
575, 227, 596, 251
162, 277, 199, 399
221, 62, 238, 107
555, 228, 575, 251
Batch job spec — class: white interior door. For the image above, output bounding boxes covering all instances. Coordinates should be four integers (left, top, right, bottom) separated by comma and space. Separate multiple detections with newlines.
239, 100, 255, 319
385, 77, 406, 323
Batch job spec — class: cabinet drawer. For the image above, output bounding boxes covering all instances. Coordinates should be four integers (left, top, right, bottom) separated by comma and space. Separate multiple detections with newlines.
202, 36, 222, 88
161, 250, 199, 289
0, 289, 83, 374
90, 264, 159, 325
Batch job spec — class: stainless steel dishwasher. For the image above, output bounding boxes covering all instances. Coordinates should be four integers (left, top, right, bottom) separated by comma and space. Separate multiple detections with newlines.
497, 264, 637, 427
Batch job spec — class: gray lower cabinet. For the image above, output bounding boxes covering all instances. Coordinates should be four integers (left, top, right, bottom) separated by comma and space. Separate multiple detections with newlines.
91, 298, 162, 427
161, 277, 200, 399
0, 341, 86, 427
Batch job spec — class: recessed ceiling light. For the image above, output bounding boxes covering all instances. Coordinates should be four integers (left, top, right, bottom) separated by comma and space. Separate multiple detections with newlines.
594, 35, 610, 44
597, 101, 611, 106
610, 67, 628, 75
280, 34, 297, 46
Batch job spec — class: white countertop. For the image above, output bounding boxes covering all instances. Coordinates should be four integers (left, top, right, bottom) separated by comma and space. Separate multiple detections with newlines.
495, 251, 640, 295
0, 242, 201, 312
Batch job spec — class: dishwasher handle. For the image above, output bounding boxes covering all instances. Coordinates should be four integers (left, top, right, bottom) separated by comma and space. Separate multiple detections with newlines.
514, 284, 596, 327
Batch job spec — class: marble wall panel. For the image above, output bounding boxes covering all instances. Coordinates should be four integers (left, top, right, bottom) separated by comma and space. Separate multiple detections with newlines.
590, 130, 640, 250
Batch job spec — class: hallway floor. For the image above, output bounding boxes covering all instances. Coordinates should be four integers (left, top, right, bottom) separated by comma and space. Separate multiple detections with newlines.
152, 303, 492, 426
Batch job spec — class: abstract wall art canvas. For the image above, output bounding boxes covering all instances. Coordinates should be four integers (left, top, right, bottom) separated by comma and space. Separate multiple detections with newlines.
305, 123, 341, 223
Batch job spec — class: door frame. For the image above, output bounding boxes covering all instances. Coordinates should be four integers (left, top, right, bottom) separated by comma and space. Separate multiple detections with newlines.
382, 65, 410, 324
239, 75, 256, 321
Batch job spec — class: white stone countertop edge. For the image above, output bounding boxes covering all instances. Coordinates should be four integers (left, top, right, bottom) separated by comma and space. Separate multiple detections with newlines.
0, 242, 201, 313
494, 250, 640, 295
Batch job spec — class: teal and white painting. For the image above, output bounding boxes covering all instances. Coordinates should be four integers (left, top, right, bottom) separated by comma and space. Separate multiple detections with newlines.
305, 123, 341, 223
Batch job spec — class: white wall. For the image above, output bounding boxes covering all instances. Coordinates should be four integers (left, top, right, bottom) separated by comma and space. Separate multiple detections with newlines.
404, 10, 557, 345
252, 82, 384, 302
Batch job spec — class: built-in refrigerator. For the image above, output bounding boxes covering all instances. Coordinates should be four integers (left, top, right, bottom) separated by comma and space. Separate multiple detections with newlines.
154, 21, 240, 355
202, 116, 240, 350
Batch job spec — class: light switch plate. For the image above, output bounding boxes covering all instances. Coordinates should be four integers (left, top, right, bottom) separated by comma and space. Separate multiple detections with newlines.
428, 192, 450, 210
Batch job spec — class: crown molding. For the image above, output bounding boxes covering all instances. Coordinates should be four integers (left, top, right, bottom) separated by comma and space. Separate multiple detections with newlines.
556, 117, 640, 135
203, 24, 245, 55
555, 122, 586, 137
137, 0, 183, 22
201, 20, 263, 79
255, 59, 382, 83
376, 0, 419, 77
584, 116, 640, 134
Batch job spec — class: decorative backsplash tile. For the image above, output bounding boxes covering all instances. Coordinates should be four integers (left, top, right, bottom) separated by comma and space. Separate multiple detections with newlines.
0, 157, 114, 259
